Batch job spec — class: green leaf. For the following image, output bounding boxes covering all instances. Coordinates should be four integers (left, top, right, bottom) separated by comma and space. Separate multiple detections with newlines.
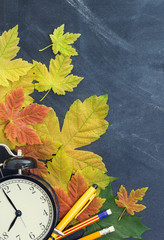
84, 184, 150, 239
49, 24, 81, 56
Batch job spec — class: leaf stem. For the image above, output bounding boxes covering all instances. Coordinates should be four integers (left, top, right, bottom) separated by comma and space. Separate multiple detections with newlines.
40, 89, 51, 102
118, 208, 126, 221
39, 44, 53, 52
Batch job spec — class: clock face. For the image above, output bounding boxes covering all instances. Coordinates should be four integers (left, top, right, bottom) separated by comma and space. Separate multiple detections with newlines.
0, 175, 56, 240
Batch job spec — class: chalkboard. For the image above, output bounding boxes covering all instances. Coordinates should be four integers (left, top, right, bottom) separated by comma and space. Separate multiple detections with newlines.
0, 0, 164, 239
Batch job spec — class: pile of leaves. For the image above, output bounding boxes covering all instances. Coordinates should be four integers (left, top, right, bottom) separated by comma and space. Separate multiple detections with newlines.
0, 25, 149, 239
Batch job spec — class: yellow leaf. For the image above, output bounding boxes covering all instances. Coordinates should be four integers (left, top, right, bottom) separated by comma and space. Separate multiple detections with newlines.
35, 108, 61, 142
49, 24, 81, 56
66, 150, 107, 172
0, 26, 32, 87
0, 25, 19, 61
61, 95, 109, 150
46, 149, 73, 193
35, 96, 109, 193
79, 166, 113, 190
1, 59, 32, 82
0, 124, 16, 149
0, 69, 34, 107
33, 55, 83, 95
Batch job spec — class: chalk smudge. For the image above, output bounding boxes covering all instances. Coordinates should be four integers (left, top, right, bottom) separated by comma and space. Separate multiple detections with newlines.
66, 0, 134, 52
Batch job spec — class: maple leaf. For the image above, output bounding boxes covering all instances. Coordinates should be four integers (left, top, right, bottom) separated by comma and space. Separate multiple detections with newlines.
79, 166, 117, 190
60, 95, 109, 149
34, 108, 61, 142
33, 54, 83, 97
66, 149, 107, 172
0, 69, 34, 107
15, 138, 61, 161
26, 160, 48, 178
46, 149, 73, 193
115, 185, 148, 220
40, 24, 81, 56
54, 172, 105, 222
0, 124, 15, 149
0, 25, 32, 87
35, 96, 110, 192
0, 88, 50, 145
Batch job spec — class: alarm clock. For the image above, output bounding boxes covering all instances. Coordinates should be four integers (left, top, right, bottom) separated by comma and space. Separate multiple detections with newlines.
0, 144, 63, 240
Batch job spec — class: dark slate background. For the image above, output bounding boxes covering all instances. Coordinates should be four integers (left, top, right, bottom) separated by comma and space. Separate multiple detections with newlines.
0, 0, 164, 239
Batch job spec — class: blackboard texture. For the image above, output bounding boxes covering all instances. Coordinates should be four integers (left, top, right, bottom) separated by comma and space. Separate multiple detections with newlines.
0, 0, 164, 239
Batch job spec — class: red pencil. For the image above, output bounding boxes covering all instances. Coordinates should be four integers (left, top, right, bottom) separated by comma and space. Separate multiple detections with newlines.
56, 209, 112, 239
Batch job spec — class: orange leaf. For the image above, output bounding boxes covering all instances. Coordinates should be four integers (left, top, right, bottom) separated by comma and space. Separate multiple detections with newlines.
0, 88, 50, 145
15, 138, 61, 160
115, 185, 148, 219
27, 160, 48, 178
54, 172, 104, 222
53, 187, 73, 219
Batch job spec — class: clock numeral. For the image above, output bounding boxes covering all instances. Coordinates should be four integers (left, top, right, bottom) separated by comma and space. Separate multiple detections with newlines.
29, 232, 35, 239
39, 222, 46, 231
40, 195, 46, 203
17, 184, 21, 190
16, 235, 21, 240
43, 209, 48, 216
29, 186, 36, 194
0, 232, 9, 240
3, 186, 11, 194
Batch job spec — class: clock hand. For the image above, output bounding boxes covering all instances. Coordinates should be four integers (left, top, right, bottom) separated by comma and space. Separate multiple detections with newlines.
2, 189, 26, 229
2, 189, 17, 211
20, 216, 26, 228
8, 215, 18, 232
8, 210, 22, 232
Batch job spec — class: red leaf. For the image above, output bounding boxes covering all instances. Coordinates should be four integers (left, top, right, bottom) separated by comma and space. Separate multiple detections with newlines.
15, 138, 60, 160
54, 172, 104, 222
27, 160, 48, 178
54, 187, 73, 219
0, 88, 50, 145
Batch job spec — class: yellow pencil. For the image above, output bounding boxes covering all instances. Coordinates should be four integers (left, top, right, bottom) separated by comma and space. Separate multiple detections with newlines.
49, 184, 98, 239
77, 226, 115, 240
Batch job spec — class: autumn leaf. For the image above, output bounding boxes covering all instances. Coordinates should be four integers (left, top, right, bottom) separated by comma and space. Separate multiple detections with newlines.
35, 96, 109, 170
115, 185, 148, 220
34, 108, 61, 142
0, 124, 14, 149
26, 160, 48, 178
46, 149, 73, 193
79, 166, 117, 190
61, 95, 109, 149
66, 150, 107, 172
0, 88, 50, 145
40, 24, 81, 56
15, 138, 61, 161
0, 25, 32, 87
0, 69, 34, 107
33, 54, 83, 97
54, 172, 105, 222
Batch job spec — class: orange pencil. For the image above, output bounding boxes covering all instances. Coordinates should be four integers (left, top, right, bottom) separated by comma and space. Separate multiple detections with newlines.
77, 226, 115, 240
